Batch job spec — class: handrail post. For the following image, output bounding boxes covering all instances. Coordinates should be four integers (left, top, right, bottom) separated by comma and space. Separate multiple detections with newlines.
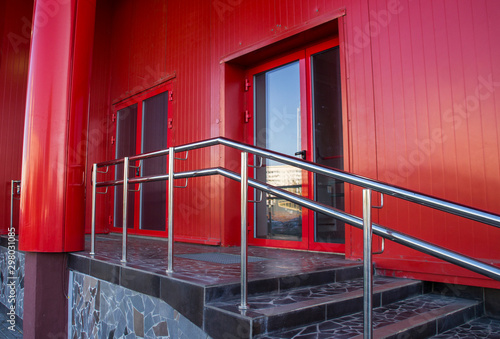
363, 189, 373, 339
121, 157, 129, 263
167, 147, 174, 273
10, 180, 15, 231
90, 164, 97, 256
239, 152, 249, 310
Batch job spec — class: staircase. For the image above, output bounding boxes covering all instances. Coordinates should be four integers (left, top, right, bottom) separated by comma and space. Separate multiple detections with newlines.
203, 264, 498, 338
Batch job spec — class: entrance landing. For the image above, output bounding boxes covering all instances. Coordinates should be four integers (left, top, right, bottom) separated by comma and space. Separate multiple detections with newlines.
71, 233, 361, 287
68, 234, 362, 331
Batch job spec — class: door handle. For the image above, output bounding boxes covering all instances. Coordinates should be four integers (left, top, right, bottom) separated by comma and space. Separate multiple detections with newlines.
295, 150, 306, 160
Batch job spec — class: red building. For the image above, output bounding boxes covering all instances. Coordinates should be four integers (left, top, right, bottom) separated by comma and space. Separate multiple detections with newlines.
1, 0, 499, 337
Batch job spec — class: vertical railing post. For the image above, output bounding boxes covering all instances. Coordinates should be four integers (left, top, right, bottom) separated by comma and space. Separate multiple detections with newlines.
239, 152, 249, 310
363, 189, 373, 339
121, 157, 129, 263
10, 180, 15, 231
167, 147, 174, 273
90, 164, 97, 256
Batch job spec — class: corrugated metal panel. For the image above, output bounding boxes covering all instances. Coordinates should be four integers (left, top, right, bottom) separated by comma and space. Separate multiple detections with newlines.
166, 0, 217, 241
85, 0, 114, 234
355, 0, 500, 281
0, 0, 32, 234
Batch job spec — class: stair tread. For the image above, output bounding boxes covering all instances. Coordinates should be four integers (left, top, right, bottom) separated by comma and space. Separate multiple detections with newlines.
207, 276, 418, 317
261, 294, 480, 339
429, 316, 500, 339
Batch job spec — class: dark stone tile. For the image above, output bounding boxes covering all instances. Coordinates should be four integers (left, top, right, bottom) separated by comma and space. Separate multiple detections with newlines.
437, 305, 476, 333
266, 305, 326, 333
204, 307, 252, 339
432, 282, 483, 300
120, 267, 160, 298
335, 266, 363, 282
422, 281, 433, 294
279, 270, 335, 291
90, 260, 120, 284
326, 296, 363, 319
68, 255, 90, 275
160, 277, 204, 327
206, 278, 279, 303
249, 278, 280, 295
205, 284, 241, 303
385, 322, 437, 339
381, 282, 422, 305
485, 288, 500, 319
431, 316, 500, 339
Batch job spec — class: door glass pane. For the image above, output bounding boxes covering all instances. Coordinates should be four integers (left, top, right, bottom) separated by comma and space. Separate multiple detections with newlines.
115, 104, 137, 229
140, 92, 168, 231
254, 61, 303, 241
312, 47, 344, 243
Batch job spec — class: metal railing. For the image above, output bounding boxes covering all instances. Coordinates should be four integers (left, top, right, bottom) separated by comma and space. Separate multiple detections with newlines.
90, 136, 500, 338
10, 180, 21, 231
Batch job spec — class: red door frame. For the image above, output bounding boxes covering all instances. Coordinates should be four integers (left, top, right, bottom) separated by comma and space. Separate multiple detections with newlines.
111, 81, 172, 238
246, 38, 348, 252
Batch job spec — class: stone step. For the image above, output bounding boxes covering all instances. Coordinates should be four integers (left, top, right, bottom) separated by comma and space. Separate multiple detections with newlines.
204, 276, 423, 338
429, 316, 500, 338
204, 264, 363, 303
262, 294, 482, 339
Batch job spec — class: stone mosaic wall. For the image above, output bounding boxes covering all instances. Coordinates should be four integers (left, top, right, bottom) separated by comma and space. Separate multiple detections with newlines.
70, 271, 211, 338
0, 246, 24, 319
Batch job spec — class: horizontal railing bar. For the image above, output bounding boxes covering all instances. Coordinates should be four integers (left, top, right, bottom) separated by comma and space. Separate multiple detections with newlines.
215, 168, 500, 282
96, 158, 124, 168
129, 174, 169, 185
216, 138, 500, 228
129, 148, 170, 162
123, 137, 500, 228
96, 179, 123, 187
95, 169, 219, 187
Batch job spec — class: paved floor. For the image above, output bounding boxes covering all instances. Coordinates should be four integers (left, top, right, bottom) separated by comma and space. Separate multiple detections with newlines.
79, 233, 360, 286
0, 311, 22, 338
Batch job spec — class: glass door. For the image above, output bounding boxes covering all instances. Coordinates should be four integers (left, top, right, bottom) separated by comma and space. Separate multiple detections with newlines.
254, 57, 307, 245
112, 83, 172, 236
308, 42, 345, 252
247, 39, 346, 252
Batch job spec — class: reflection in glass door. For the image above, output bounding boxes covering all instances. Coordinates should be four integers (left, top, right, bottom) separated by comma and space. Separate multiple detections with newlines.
254, 61, 304, 241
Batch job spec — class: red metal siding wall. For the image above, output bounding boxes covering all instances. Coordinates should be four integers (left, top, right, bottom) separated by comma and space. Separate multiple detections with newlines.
166, 0, 221, 243
347, 0, 500, 288
0, 0, 32, 234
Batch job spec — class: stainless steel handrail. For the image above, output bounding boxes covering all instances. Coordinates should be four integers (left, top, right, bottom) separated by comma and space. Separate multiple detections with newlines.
94, 137, 500, 228
90, 137, 500, 336
91, 164, 500, 280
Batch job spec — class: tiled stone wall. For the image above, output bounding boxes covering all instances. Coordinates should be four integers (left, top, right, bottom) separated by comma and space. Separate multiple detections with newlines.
70, 271, 211, 338
0, 246, 24, 319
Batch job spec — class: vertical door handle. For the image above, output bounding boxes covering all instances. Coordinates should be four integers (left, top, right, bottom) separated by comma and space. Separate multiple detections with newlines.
295, 150, 306, 160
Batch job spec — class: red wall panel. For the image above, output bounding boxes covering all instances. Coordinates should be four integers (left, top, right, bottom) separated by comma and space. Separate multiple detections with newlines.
347, 0, 500, 288
0, 0, 32, 234
84, 0, 113, 234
